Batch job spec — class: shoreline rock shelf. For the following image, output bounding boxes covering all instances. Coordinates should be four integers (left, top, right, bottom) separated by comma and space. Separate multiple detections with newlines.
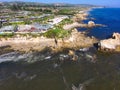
0, 29, 97, 53
63, 21, 103, 30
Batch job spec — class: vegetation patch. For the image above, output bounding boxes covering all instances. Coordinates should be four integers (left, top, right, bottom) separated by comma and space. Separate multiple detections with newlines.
56, 9, 76, 15
44, 28, 70, 38
0, 32, 14, 38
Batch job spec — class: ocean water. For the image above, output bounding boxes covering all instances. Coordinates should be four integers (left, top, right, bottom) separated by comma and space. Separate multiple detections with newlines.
79, 8, 120, 39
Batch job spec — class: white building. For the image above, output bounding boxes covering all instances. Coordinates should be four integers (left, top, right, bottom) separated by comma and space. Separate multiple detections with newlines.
49, 15, 69, 25
0, 25, 15, 32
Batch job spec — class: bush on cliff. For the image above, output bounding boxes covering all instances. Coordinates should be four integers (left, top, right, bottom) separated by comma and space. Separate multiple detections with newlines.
44, 28, 70, 38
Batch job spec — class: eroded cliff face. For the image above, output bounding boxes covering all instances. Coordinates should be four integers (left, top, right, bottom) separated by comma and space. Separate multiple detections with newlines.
98, 33, 120, 51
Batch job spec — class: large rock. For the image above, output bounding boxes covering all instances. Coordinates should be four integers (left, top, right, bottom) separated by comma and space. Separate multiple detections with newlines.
98, 32, 120, 51
88, 21, 95, 27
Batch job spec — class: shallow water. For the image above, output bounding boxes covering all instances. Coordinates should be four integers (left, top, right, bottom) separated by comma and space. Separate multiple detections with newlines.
0, 48, 120, 90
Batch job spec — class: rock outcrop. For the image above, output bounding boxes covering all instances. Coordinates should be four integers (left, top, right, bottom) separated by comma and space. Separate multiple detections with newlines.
88, 21, 95, 27
72, 13, 88, 22
98, 32, 120, 51
63, 21, 103, 30
63, 22, 87, 30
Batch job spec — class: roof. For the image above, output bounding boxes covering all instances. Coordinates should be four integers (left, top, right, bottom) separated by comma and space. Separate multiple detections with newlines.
0, 26, 15, 32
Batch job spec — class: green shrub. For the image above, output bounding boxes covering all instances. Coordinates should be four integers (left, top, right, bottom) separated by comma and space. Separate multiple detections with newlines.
56, 9, 75, 15
9, 22, 25, 25
44, 28, 70, 38
0, 33, 14, 38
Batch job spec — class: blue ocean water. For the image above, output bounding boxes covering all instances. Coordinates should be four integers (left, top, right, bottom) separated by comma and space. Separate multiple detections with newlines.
79, 8, 120, 39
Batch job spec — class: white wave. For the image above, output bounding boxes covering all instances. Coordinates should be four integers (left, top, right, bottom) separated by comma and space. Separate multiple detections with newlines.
0, 52, 32, 63
44, 56, 51, 60
79, 48, 89, 52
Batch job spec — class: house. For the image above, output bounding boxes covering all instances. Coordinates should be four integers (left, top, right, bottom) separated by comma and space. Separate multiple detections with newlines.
0, 25, 15, 32
17, 11, 31, 16
9, 18, 24, 23
33, 23, 53, 32
17, 24, 53, 33
48, 15, 69, 25
17, 25, 35, 32
0, 19, 7, 23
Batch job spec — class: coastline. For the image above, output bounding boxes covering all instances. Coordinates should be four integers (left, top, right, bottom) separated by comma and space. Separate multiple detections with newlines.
0, 29, 97, 53
0, 8, 98, 54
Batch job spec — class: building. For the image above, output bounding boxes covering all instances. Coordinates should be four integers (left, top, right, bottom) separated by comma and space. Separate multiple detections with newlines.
33, 23, 53, 32
0, 25, 15, 32
17, 25, 35, 32
17, 24, 53, 33
48, 15, 69, 25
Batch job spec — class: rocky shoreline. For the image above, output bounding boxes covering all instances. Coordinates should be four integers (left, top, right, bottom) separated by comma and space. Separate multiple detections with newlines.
0, 29, 97, 54
63, 21, 103, 30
